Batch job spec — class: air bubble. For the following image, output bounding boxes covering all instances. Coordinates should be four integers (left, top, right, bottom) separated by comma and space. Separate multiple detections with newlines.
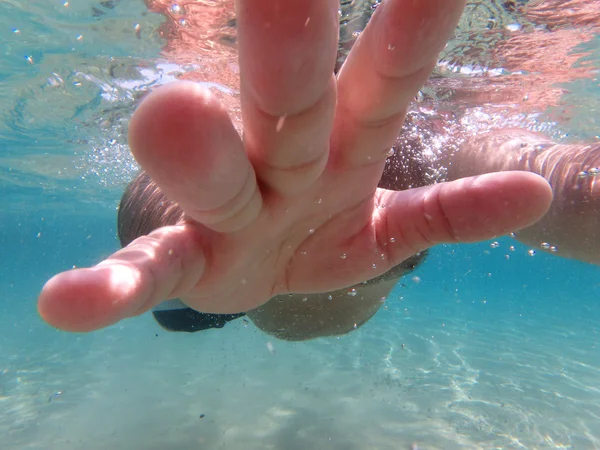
528, 249, 536, 256
490, 241, 499, 248
509, 232, 517, 238
578, 171, 588, 179
540, 242, 550, 249
509, 245, 516, 252
340, 253, 347, 259
171, 3, 182, 14
550, 246, 558, 253
315, 198, 323, 204
589, 168, 599, 176
276, 115, 286, 132
327, 295, 333, 300
389, 237, 396, 243
347, 288, 357, 297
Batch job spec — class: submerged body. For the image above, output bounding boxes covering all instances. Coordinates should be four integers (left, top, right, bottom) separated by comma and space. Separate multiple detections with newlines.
38, 0, 600, 339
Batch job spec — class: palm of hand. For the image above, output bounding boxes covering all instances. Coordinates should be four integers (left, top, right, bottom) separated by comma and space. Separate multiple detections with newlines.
38, 0, 552, 332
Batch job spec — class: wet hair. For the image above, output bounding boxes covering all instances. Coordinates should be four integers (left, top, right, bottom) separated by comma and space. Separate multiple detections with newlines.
117, 171, 184, 247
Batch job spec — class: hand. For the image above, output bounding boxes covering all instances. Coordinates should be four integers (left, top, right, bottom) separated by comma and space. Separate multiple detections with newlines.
38, 0, 552, 332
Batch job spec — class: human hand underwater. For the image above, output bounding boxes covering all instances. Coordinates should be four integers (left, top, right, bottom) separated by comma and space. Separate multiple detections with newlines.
38, 0, 553, 332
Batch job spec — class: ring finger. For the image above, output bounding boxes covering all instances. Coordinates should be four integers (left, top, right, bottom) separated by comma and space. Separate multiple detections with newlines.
333, 0, 466, 168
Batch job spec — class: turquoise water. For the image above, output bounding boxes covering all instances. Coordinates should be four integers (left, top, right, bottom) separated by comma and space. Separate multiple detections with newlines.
2, 1, 600, 448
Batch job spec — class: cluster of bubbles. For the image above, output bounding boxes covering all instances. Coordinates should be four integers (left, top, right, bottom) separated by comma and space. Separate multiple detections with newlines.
578, 168, 600, 179
489, 239, 558, 257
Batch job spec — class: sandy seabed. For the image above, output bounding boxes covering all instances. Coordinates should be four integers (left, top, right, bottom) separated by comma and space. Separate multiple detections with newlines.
2, 284, 600, 450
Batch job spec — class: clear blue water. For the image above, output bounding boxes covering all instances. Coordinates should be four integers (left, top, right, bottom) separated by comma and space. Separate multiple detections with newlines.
2, 1, 600, 449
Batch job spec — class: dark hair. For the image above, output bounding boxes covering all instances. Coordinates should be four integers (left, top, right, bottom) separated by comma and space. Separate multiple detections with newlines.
117, 171, 185, 247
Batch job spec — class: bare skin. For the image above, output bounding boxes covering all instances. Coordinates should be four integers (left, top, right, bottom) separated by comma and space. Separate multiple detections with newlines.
249, 130, 600, 341
115, 159, 426, 341
37, 0, 553, 333
115, 125, 600, 342
444, 129, 600, 264
247, 278, 400, 341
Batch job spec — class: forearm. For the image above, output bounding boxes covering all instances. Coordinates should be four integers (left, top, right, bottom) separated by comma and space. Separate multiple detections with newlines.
445, 129, 600, 264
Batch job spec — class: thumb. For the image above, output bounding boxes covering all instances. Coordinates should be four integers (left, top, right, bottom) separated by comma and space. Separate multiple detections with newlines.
377, 171, 553, 254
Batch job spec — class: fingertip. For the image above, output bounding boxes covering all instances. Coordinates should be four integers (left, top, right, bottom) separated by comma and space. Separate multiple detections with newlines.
380, 170, 555, 253
522, 170, 554, 202
127, 81, 261, 231
441, 171, 554, 242
128, 81, 225, 168
474, 171, 554, 221
38, 266, 142, 333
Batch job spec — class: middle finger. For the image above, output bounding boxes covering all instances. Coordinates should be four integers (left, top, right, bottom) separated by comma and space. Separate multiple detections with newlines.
236, 0, 339, 195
